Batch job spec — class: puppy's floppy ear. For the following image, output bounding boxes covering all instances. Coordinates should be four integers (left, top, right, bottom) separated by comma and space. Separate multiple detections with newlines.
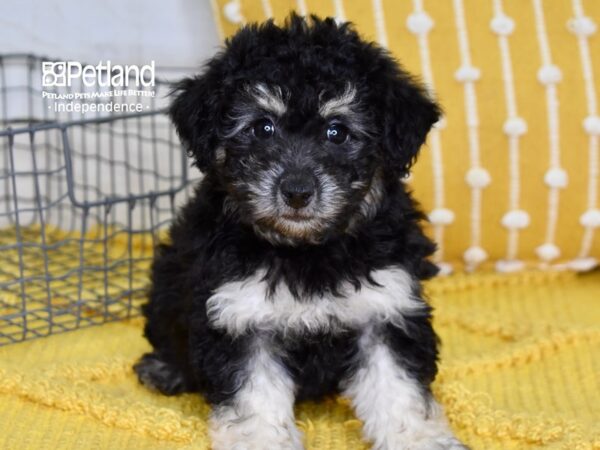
380, 71, 441, 176
169, 73, 222, 171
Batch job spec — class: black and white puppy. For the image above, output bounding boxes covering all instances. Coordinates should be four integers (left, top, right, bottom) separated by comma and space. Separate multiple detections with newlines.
134, 15, 467, 450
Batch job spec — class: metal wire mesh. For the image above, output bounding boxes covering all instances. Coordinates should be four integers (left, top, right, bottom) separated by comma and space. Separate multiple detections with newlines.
0, 54, 194, 345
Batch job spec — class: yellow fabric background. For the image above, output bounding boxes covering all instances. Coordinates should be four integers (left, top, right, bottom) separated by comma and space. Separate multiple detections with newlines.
211, 0, 600, 268
2, 5, 600, 449
1, 270, 599, 450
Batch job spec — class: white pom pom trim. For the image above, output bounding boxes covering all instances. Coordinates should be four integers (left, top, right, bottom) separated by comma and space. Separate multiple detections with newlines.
223, 1, 244, 24
536, 243, 561, 261
455, 66, 481, 83
464, 246, 488, 265
537, 65, 562, 85
501, 210, 530, 229
490, 15, 515, 36
433, 116, 447, 130
544, 168, 568, 188
568, 257, 598, 272
429, 208, 455, 225
436, 262, 454, 276
465, 167, 491, 188
406, 12, 434, 35
503, 117, 527, 137
580, 209, 600, 228
583, 116, 600, 135
567, 16, 597, 37
495, 259, 525, 273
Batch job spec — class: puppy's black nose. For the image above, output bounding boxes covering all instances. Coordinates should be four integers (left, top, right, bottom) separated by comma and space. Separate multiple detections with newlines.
280, 174, 315, 209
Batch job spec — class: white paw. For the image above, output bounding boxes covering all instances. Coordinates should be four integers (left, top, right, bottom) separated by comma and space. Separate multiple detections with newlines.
212, 431, 303, 450
411, 435, 469, 450
209, 414, 304, 450
374, 432, 468, 450
225, 436, 302, 450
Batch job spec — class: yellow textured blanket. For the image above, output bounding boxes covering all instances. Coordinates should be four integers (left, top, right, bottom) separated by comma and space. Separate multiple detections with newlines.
0, 270, 599, 450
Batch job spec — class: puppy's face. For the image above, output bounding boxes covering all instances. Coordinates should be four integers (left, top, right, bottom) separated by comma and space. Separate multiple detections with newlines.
217, 83, 379, 244
170, 16, 439, 245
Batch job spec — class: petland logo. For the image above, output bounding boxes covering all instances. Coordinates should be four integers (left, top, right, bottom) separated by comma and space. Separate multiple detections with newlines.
41, 60, 156, 114
42, 61, 155, 88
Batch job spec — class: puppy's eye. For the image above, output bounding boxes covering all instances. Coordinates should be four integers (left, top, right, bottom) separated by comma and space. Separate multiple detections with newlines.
326, 123, 349, 145
252, 118, 275, 139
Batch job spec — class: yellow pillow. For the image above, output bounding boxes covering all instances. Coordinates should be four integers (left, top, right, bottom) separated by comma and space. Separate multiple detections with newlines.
210, 0, 600, 273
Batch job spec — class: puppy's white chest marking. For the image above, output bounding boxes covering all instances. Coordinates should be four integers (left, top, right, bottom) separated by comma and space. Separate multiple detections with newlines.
206, 267, 423, 336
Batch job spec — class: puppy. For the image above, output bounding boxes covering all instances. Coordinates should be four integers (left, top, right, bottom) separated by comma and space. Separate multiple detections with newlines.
134, 15, 467, 450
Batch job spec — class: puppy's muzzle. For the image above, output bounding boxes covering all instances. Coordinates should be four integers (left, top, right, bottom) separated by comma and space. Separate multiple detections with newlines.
279, 172, 316, 210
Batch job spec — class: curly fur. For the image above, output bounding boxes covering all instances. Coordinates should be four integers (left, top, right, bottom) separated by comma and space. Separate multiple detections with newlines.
134, 14, 467, 450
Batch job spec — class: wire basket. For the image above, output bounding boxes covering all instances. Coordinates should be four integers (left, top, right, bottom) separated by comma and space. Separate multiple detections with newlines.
0, 54, 193, 345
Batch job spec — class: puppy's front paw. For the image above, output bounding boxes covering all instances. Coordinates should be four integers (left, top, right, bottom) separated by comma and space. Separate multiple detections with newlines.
373, 430, 469, 450
209, 411, 303, 450
411, 435, 469, 450
211, 427, 303, 450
